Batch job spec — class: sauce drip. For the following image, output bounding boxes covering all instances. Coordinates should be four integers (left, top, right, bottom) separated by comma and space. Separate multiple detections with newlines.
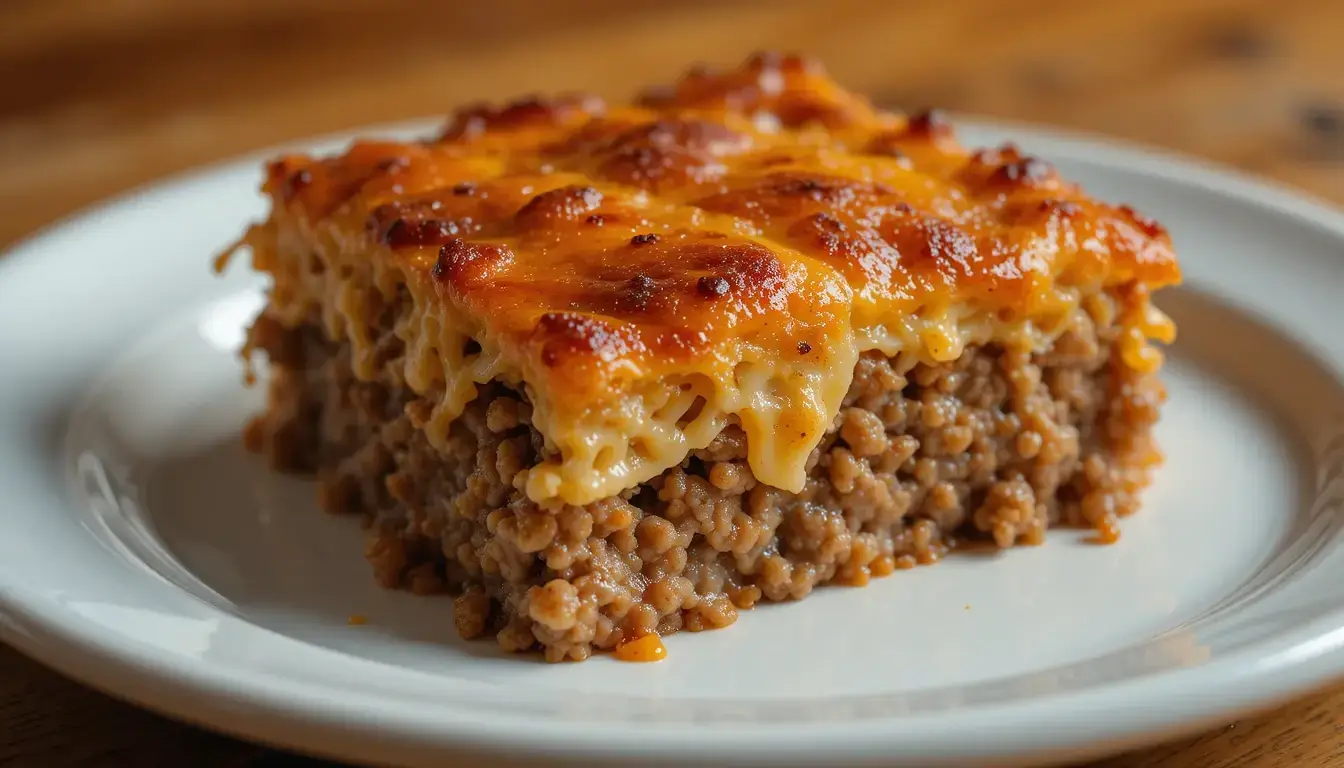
615, 633, 667, 662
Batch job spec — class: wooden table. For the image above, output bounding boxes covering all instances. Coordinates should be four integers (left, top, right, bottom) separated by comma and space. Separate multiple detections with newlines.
2, 1, 1342, 765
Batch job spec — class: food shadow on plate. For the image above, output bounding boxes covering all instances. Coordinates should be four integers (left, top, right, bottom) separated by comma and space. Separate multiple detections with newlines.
133, 435, 520, 661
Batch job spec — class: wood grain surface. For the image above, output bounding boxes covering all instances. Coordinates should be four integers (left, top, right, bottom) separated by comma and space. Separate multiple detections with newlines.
2, 1, 1342, 765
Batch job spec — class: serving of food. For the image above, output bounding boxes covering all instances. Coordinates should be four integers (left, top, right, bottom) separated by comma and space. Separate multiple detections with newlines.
217, 52, 1181, 662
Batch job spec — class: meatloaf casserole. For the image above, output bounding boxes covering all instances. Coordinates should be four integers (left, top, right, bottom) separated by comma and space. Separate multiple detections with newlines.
217, 52, 1181, 661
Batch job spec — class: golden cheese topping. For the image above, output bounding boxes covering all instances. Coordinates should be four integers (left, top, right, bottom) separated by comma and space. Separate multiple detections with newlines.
224, 52, 1180, 507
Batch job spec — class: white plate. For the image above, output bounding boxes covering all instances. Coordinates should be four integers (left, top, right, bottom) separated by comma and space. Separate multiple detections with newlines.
2, 119, 1343, 768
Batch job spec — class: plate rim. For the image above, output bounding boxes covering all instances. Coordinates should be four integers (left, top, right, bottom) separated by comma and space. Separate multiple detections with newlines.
3, 115, 1344, 767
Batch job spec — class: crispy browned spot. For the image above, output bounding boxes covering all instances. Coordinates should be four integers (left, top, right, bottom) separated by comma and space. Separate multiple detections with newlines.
696, 172, 898, 225
786, 211, 904, 290
534, 311, 641, 367
514, 186, 604, 230
637, 51, 866, 128
594, 119, 752, 189
368, 202, 479, 247
432, 239, 516, 291
443, 93, 606, 141
904, 109, 955, 141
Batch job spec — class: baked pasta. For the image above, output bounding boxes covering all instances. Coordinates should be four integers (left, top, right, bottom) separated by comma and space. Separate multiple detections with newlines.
218, 52, 1180, 661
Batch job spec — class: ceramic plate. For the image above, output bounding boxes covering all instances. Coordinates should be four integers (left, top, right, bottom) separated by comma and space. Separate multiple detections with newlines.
2, 119, 1343, 768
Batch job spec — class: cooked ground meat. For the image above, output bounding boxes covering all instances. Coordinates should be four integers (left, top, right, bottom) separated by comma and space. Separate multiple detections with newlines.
243, 307, 1162, 662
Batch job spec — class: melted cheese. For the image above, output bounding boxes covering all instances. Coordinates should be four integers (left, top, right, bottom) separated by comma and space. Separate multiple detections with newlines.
220, 53, 1180, 507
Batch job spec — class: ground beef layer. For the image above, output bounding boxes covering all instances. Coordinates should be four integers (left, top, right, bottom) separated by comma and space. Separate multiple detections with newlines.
244, 310, 1163, 662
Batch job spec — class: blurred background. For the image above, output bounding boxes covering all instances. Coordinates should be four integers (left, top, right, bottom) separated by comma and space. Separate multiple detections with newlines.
2, 0, 1342, 250
2, 1, 1343, 766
